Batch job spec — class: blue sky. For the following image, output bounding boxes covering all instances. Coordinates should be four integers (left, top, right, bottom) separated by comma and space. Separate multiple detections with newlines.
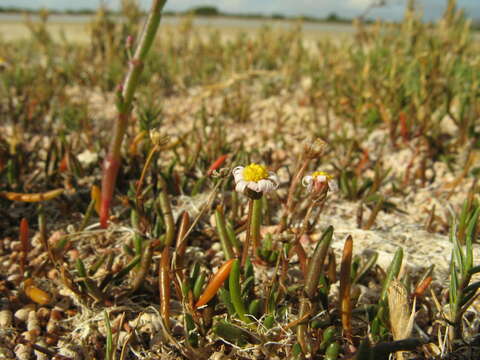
1, 0, 479, 21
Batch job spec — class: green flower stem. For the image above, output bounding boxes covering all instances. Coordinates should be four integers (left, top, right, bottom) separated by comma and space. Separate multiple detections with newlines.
100, 0, 167, 228
240, 199, 254, 268
229, 259, 252, 324
251, 198, 262, 258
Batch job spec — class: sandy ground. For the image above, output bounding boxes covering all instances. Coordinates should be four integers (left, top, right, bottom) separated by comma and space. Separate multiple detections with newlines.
0, 16, 354, 45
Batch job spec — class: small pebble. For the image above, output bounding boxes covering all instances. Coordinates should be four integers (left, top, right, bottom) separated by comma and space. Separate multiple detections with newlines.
14, 343, 31, 360
10, 242, 22, 252
36, 307, 50, 323
0, 346, 14, 359
27, 310, 41, 336
47, 269, 59, 280
66, 249, 79, 261
15, 305, 36, 323
0, 309, 13, 328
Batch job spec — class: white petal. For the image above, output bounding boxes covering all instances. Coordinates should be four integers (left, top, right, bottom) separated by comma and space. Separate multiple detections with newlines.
267, 180, 277, 192
328, 180, 339, 192
232, 166, 244, 174
232, 166, 245, 182
257, 179, 272, 193
234, 173, 244, 183
248, 181, 261, 192
235, 180, 249, 193
258, 179, 278, 193
302, 175, 313, 187
316, 175, 327, 182
267, 172, 279, 189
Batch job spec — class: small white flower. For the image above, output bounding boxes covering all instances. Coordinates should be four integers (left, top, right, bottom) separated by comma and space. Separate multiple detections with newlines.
302, 171, 338, 193
232, 163, 279, 195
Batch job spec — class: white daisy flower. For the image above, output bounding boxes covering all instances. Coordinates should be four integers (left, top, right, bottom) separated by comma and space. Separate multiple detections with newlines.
232, 163, 279, 196
302, 171, 338, 193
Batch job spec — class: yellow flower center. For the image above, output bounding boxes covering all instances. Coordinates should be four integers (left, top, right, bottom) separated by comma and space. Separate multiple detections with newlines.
243, 163, 269, 182
312, 171, 333, 180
